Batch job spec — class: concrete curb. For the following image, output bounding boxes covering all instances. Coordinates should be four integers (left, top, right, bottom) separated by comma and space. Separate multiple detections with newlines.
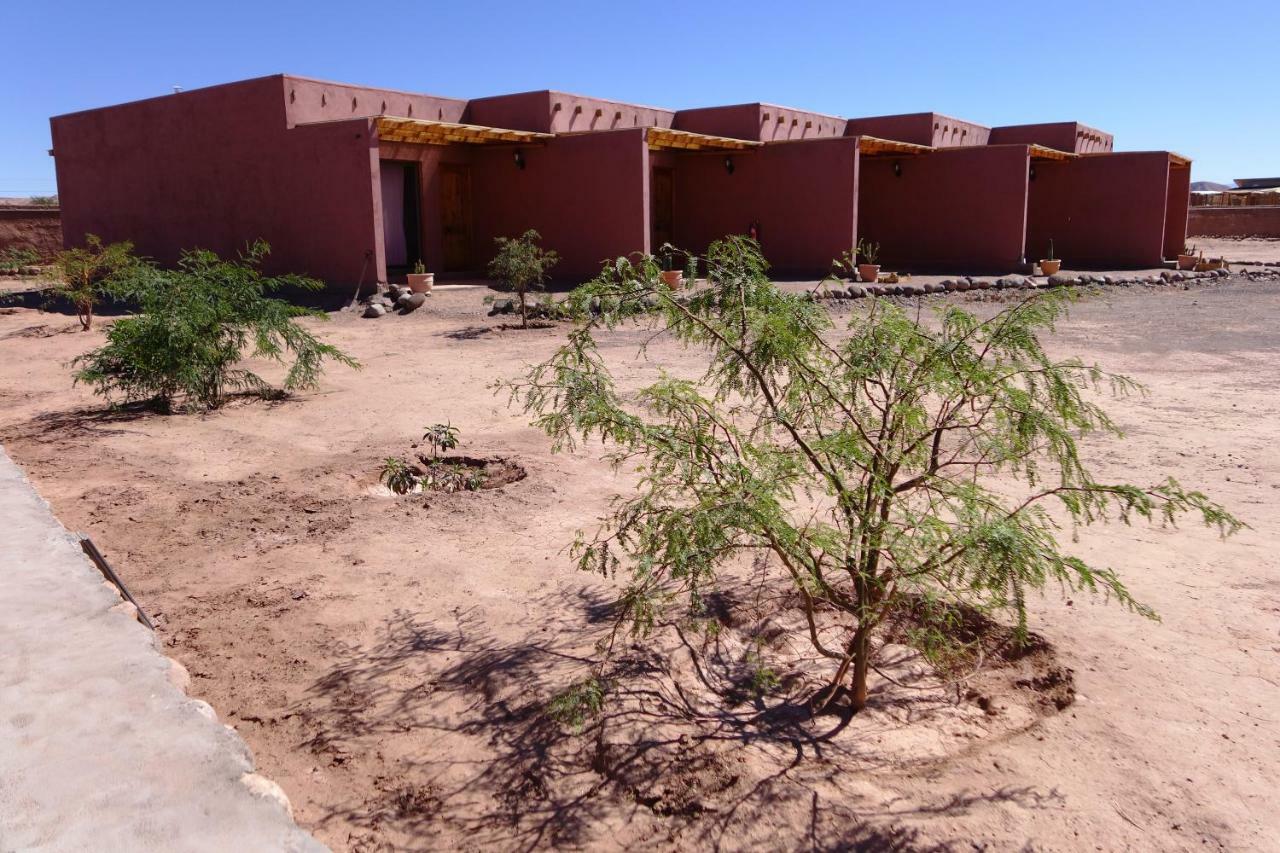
0, 445, 325, 852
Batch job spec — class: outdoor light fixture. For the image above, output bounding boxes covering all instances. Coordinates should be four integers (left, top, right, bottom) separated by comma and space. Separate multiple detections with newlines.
724, 156, 735, 175
513, 149, 525, 170
893, 160, 903, 178
1029, 165, 1037, 181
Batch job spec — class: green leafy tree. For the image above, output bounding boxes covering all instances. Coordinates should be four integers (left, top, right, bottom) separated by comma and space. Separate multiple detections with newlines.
50, 234, 137, 330
487, 229, 559, 329
74, 240, 358, 411
510, 236, 1242, 715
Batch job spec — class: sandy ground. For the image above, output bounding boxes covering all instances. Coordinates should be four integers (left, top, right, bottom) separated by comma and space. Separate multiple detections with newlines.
1, 274, 1277, 851
1185, 237, 1280, 265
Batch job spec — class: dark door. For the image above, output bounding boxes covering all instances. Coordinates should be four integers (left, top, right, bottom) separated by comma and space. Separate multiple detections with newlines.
440, 164, 473, 272
652, 167, 674, 249
381, 161, 422, 271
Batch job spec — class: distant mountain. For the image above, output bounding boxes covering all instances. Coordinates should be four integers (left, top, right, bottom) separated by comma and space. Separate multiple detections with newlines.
1191, 181, 1232, 192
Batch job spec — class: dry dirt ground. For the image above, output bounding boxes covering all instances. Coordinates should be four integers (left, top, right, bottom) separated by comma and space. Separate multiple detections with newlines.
1, 272, 1278, 852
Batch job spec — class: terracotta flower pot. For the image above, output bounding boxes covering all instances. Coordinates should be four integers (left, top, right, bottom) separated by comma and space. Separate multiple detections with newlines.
857, 264, 881, 283
1039, 259, 1061, 276
407, 272, 434, 293
660, 270, 684, 289
1176, 254, 1197, 271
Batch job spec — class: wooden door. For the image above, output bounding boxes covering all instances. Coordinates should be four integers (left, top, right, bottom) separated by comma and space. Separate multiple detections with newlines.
652, 167, 674, 250
440, 164, 473, 272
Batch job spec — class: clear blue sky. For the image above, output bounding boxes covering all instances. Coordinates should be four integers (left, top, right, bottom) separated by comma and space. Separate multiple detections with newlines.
3, 0, 1276, 195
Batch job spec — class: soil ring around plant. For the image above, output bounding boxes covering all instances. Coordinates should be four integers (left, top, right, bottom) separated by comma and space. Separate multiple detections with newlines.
412, 454, 528, 492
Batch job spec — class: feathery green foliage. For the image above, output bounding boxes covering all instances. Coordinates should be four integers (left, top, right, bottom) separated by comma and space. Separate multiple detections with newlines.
509, 235, 1243, 714
73, 241, 358, 411
487, 229, 559, 328
49, 234, 138, 330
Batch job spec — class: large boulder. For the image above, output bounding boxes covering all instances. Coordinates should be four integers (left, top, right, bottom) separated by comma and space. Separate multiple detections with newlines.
362, 303, 386, 318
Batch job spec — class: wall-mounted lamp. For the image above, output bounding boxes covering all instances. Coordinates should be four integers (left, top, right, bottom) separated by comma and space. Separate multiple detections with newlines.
893, 160, 903, 178
724, 155, 735, 175
514, 149, 526, 170
1029, 164, 1037, 181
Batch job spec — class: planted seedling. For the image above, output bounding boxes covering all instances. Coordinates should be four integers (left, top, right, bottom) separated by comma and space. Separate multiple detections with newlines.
422, 422, 460, 459
380, 457, 419, 495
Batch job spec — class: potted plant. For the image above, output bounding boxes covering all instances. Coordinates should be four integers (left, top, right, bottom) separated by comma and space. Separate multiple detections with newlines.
1039, 239, 1061, 276
856, 238, 880, 283
407, 259, 434, 294
658, 244, 684, 289
1177, 244, 1198, 271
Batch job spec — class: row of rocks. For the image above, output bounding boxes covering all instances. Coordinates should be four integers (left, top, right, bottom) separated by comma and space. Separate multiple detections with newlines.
0, 266, 43, 277
816, 266, 1280, 302
361, 283, 428, 318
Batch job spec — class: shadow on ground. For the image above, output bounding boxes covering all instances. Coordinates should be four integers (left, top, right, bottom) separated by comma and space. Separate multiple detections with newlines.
296, 586, 1062, 851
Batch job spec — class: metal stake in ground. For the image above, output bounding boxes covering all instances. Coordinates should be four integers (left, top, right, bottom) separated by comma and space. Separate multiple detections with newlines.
79, 537, 155, 630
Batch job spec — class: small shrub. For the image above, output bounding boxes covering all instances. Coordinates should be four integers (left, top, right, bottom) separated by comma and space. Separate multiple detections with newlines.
420, 461, 486, 493
487, 229, 559, 328
73, 240, 358, 411
381, 457, 419, 495
422, 422, 460, 458
0, 247, 40, 273
49, 234, 138, 330
547, 677, 606, 731
28, 195, 58, 207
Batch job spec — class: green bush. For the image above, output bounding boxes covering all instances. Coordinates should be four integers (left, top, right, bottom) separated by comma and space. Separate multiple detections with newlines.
0, 247, 40, 272
73, 240, 358, 411
50, 234, 138, 330
487, 229, 559, 328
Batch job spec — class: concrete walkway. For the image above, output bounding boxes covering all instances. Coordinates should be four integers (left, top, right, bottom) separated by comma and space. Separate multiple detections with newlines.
0, 447, 324, 852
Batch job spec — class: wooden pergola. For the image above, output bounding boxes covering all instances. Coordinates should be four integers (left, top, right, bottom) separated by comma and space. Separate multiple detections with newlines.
375, 116, 552, 146
645, 127, 761, 152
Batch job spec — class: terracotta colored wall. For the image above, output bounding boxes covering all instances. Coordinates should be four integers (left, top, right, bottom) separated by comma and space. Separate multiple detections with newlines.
1163, 164, 1191, 258
844, 113, 990, 148
858, 145, 1028, 272
989, 122, 1114, 154
1188, 206, 1280, 238
674, 104, 845, 142
1025, 153, 1170, 268
670, 137, 859, 275
283, 75, 466, 126
0, 208, 62, 259
469, 128, 650, 279
51, 76, 380, 286
466, 91, 674, 134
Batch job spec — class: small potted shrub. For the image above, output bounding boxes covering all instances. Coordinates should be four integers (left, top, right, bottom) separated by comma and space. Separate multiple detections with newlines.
658, 244, 684, 289
407, 259, 434, 294
1177, 244, 1198, 271
856, 238, 880, 283
1040, 239, 1061, 276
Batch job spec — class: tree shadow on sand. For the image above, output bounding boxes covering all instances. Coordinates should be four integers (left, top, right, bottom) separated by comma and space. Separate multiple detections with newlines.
295, 587, 1063, 851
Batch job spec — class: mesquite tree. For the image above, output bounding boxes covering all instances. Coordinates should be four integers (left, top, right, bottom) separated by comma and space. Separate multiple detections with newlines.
50, 234, 138, 330
487, 229, 559, 328
511, 237, 1241, 714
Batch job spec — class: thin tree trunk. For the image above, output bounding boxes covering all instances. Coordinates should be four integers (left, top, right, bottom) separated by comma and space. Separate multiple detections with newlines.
850, 629, 870, 711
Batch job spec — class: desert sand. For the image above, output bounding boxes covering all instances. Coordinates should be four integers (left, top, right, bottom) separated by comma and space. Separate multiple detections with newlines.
1, 272, 1277, 851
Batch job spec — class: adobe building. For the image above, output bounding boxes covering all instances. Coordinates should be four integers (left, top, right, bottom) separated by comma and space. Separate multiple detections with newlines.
49, 74, 1191, 290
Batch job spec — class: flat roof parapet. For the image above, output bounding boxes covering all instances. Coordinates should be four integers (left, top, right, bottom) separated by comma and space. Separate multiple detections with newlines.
674, 102, 846, 142
989, 121, 1114, 154
465, 90, 675, 135
844, 112, 991, 148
